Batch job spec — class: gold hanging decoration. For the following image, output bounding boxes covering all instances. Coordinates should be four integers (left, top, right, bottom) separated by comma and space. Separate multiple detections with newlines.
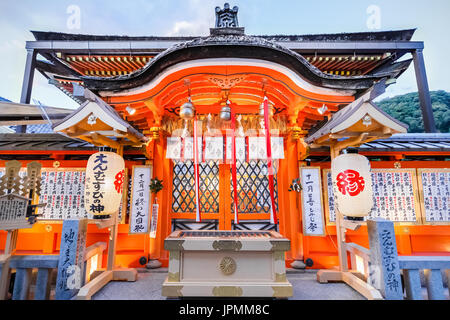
161, 113, 288, 136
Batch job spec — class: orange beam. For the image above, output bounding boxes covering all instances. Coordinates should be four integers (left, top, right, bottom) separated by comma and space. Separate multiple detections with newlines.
106, 65, 355, 106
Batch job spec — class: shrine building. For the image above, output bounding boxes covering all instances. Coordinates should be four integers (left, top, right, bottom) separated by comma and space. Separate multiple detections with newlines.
0, 3, 449, 271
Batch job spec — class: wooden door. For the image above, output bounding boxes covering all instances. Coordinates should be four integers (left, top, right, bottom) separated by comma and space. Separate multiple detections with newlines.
169, 160, 278, 231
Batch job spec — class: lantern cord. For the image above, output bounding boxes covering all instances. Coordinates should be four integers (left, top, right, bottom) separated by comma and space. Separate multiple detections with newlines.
184, 79, 192, 101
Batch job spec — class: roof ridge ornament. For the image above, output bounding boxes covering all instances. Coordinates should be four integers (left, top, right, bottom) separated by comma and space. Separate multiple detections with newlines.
215, 3, 239, 28
211, 3, 245, 36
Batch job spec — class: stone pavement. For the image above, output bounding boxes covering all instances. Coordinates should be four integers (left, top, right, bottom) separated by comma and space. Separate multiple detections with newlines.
92, 268, 366, 300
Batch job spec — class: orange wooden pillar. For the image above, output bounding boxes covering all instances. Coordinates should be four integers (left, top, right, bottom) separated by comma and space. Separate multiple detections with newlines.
149, 137, 168, 262
278, 138, 303, 262
160, 138, 173, 263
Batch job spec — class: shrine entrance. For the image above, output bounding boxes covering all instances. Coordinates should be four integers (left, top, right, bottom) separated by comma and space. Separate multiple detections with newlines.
98, 46, 357, 262
169, 159, 279, 231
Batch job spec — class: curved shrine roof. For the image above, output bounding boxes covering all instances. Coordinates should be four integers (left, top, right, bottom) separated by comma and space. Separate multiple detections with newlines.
31, 29, 416, 42
31, 29, 415, 97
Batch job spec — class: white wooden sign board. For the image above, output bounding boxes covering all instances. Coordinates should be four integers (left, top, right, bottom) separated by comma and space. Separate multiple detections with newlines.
418, 169, 450, 224
0, 194, 30, 230
129, 165, 152, 234
300, 167, 325, 236
150, 203, 159, 238
1, 168, 126, 222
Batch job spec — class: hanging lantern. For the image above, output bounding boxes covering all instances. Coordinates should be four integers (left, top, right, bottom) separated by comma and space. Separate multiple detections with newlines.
85, 152, 125, 219
179, 98, 195, 120
219, 100, 231, 121
331, 150, 373, 219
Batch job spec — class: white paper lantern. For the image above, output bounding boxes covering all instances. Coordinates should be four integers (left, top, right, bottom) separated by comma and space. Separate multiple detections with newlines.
331, 153, 373, 218
84, 152, 125, 218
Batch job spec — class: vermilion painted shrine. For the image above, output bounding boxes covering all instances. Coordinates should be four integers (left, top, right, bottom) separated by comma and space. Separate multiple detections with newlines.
0, 3, 448, 300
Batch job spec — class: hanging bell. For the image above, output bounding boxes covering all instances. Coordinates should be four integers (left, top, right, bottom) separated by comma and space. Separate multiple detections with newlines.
219, 102, 231, 121
259, 101, 274, 117
179, 98, 195, 120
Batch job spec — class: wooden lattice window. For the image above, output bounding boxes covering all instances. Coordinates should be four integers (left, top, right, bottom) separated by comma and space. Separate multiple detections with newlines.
231, 160, 279, 214
171, 161, 219, 213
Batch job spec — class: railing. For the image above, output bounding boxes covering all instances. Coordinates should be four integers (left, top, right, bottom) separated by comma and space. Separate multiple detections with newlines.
344, 220, 449, 300
0, 242, 106, 300
366, 218, 449, 300
9, 255, 59, 300
83, 242, 107, 284
345, 242, 371, 281
399, 256, 450, 300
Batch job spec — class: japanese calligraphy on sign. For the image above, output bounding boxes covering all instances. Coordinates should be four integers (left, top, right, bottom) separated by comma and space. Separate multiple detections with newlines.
418, 169, 450, 224
324, 169, 421, 224
0, 194, 29, 230
300, 167, 325, 236
86, 153, 108, 216
36, 169, 87, 220
129, 165, 152, 234
55, 219, 87, 300
367, 219, 403, 300
0, 168, 129, 222
150, 203, 159, 238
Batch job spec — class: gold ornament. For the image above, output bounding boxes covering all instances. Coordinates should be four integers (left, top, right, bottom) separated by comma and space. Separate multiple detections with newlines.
150, 127, 161, 140
219, 256, 237, 275
289, 127, 308, 140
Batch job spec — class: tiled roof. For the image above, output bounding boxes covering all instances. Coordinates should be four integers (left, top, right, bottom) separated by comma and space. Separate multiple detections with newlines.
309, 133, 450, 153
0, 133, 95, 151
1, 124, 54, 134
358, 133, 450, 152
0, 126, 15, 133
31, 29, 416, 42
25, 123, 54, 134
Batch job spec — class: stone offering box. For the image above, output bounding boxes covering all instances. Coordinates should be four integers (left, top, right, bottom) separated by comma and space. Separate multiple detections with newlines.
162, 230, 293, 298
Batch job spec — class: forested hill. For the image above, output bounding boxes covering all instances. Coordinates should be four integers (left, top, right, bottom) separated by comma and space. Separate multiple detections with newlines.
377, 90, 450, 133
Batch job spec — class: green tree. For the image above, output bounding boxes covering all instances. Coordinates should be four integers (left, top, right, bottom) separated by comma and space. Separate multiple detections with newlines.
377, 90, 450, 133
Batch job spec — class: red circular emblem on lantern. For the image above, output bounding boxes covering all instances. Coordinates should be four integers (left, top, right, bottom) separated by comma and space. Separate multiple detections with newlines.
114, 169, 125, 194
336, 169, 365, 196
